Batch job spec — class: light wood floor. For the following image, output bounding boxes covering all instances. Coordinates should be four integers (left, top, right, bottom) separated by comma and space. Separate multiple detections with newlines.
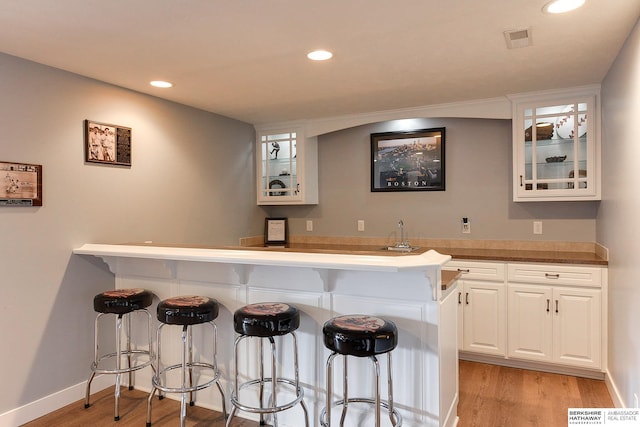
457, 360, 613, 427
22, 361, 613, 426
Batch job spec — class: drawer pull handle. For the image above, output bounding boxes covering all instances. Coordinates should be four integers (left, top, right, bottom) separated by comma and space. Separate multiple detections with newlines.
458, 292, 462, 305
520, 175, 523, 187
555, 300, 559, 313
457, 268, 470, 273
545, 273, 560, 279
465, 292, 470, 305
546, 299, 550, 312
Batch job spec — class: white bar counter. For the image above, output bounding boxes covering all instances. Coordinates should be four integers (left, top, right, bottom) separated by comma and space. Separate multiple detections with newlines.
73, 243, 457, 427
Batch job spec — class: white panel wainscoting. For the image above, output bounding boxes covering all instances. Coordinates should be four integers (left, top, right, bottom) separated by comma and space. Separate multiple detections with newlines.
73, 244, 455, 427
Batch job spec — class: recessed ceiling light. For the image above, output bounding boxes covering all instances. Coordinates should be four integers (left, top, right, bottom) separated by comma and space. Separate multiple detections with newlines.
150, 80, 173, 88
542, 0, 585, 14
307, 50, 333, 61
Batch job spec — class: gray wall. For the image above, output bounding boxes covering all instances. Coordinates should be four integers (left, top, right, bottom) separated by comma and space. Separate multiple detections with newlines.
267, 118, 598, 242
0, 52, 262, 414
600, 19, 640, 408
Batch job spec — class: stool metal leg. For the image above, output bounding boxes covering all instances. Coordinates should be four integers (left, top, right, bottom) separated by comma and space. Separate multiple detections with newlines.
340, 355, 348, 427
387, 352, 398, 426
371, 355, 381, 427
179, 325, 188, 427
291, 332, 310, 426
269, 336, 277, 427
114, 313, 123, 421
84, 312, 104, 409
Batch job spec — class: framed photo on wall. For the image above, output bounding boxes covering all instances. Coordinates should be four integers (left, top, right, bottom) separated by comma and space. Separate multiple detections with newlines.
264, 217, 288, 246
371, 127, 445, 192
1, 161, 42, 206
84, 119, 132, 166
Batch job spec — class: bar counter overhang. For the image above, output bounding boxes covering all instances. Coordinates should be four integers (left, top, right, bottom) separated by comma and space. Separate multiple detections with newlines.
73, 243, 458, 427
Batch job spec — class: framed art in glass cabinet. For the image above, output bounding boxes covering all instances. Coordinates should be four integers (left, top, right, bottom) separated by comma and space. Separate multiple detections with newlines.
510, 85, 601, 202
256, 127, 318, 205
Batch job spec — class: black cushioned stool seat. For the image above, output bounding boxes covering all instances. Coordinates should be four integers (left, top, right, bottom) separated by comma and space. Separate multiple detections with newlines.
323, 315, 397, 357
147, 296, 226, 427
157, 295, 219, 325
226, 303, 309, 427
85, 288, 155, 422
233, 302, 300, 336
320, 315, 402, 427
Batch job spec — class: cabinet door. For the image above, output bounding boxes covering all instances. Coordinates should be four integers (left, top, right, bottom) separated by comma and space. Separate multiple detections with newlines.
507, 284, 553, 362
553, 287, 601, 369
461, 280, 506, 356
256, 129, 318, 205
511, 87, 601, 201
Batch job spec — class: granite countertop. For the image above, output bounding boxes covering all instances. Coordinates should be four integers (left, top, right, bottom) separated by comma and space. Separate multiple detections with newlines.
248, 243, 607, 266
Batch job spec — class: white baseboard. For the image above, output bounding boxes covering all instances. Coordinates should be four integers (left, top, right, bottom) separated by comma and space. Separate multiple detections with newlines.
605, 369, 625, 408
0, 375, 112, 427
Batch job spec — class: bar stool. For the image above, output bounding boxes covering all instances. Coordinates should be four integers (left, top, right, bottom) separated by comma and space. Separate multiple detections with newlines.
84, 288, 154, 421
146, 295, 226, 427
320, 314, 402, 427
226, 302, 309, 427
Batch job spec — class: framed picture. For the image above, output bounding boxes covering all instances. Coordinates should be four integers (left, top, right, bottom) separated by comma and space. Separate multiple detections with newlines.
1, 161, 42, 206
84, 119, 132, 166
371, 127, 445, 192
264, 217, 288, 245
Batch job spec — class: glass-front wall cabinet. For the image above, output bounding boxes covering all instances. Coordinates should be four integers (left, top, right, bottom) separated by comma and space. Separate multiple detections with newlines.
256, 128, 318, 205
512, 88, 600, 201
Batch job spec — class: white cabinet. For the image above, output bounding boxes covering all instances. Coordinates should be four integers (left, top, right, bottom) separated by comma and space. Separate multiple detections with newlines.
255, 127, 318, 205
445, 260, 506, 356
507, 263, 604, 370
509, 85, 601, 202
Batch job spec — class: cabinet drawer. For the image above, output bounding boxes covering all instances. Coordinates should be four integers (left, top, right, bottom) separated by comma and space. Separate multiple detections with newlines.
507, 263, 602, 288
445, 260, 506, 281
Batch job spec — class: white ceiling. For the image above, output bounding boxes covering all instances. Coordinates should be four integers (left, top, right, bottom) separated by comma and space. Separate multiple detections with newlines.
1, 1, 639, 125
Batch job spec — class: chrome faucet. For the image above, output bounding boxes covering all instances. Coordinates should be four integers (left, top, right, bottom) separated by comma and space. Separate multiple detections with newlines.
397, 220, 410, 248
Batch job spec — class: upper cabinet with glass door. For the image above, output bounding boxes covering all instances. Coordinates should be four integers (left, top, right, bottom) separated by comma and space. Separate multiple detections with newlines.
510, 86, 601, 202
256, 127, 318, 205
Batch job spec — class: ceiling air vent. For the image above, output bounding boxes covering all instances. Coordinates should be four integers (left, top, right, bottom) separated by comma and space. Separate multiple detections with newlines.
504, 28, 532, 49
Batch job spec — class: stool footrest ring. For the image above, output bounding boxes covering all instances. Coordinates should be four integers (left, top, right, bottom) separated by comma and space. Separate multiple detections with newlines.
230, 377, 304, 414
319, 398, 403, 426
91, 350, 153, 375
152, 362, 221, 395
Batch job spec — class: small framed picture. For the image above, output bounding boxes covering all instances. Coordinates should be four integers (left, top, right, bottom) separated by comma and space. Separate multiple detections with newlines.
371, 127, 445, 192
1, 161, 43, 206
84, 119, 132, 166
264, 217, 288, 245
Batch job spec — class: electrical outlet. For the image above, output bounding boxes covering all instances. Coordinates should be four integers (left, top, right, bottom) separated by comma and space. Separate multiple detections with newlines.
533, 221, 543, 235
357, 220, 365, 232
462, 218, 470, 234
306, 220, 313, 232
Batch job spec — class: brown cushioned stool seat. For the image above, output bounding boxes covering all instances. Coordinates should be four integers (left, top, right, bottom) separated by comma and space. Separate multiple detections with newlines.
85, 288, 155, 422
226, 302, 309, 427
147, 296, 226, 427
320, 315, 402, 427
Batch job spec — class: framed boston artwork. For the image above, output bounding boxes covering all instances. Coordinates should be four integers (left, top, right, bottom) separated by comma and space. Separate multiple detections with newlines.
371, 127, 445, 192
